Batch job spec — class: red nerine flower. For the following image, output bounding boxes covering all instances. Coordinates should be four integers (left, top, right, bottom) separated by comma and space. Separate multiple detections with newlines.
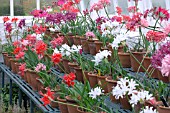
116, 6, 122, 15
13, 47, 22, 55
15, 52, 25, 60
11, 17, 19, 23
35, 40, 47, 54
51, 53, 62, 64
3, 17, 10, 23
63, 72, 76, 87
40, 87, 54, 106
19, 63, 26, 77
50, 36, 64, 49
155, 7, 169, 21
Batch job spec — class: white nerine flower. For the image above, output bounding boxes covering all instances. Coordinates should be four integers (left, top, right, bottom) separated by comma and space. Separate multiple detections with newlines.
60, 44, 71, 56
92, 50, 111, 65
112, 77, 138, 99
53, 48, 60, 54
129, 90, 153, 107
110, 34, 128, 48
71, 45, 82, 53
32, 33, 42, 40
49, 27, 55, 32
140, 106, 158, 113
46, 7, 53, 12
89, 87, 104, 99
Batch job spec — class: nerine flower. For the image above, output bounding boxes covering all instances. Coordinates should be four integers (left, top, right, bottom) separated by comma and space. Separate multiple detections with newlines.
92, 50, 111, 65
50, 36, 64, 49
110, 34, 128, 48
129, 90, 153, 107
51, 53, 62, 64
112, 78, 138, 99
35, 40, 47, 54
85, 32, 95, 39
139, 106, 158, 113
161, 54, 170, 77
89, 86, 104, 99
40, 88, 54, 106
63, 72, 76, 87
140, 106, 158, 113
35, 63, 46, 72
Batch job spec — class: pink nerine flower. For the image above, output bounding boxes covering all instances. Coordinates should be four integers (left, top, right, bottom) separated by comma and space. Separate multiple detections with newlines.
140, 18, 149, 27
99, 0, 111, 6
161, 54, 170, 77
163, 23, 170, 36
90, 3, 103, 12
35, 63, 46, 72
85, 32, 95, 38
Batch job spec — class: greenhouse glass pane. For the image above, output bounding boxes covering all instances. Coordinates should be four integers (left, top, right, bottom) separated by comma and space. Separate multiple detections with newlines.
40, 0, 56, 8
0, 0, 10, 16
151, 0, 166, 8
117, 0, 128, 15
14, 0, 36, 16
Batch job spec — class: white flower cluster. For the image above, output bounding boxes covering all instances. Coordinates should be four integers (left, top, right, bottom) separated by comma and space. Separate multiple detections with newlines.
53, 44, 82, 57
31, 33, 44, 41
110, 34, 128, 48
92, 50, 112, 66
89, 87, 104, 99
129, 90, 153, 107
112, 77, 138, 99
139, 106, 158, 113
101, 20, 120, 37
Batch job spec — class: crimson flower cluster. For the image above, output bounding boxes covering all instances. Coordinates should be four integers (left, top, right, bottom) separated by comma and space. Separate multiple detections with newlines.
151, 42, 170, 69
63, 72, 76, 87
50, 36, 64, 49
40, 88, 54, 106
32, 24, 46, 34
51, 53, 62, 64
35, 40, 47, 55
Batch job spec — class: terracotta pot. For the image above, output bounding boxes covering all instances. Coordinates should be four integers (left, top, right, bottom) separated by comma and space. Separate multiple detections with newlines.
83, 71, 89, 82
88, 72, 98, 88
134, 103, 144, 113
157, 70, 170, 83
29, 70, 40, 91
88, 39, 97, 55
10, 59, 18, 74
63, 34, 74, 46
74, 66, 84, 83
37, 79, 46, 93
97, 75, 108, 93
73, 36, 81, 45
2, 52, 7, 65
62, 59, 70, 74
118, 52, 131, 68
65, 96, 79, 113
68, 62, 78, 73
15, 62, 20, 75
81, 38, 90, 54
94, 41, 103, 52
157, 106, 170, 113
57, 97, 69, 113
6, 55, 13, 69
105, 76, 119, 103
77, 107, 91, 113
143, 57, 158, 79
50, 92, 59, 108
120, 96, 132, 110
25, 70, 30, 83
130, 52, 146, 72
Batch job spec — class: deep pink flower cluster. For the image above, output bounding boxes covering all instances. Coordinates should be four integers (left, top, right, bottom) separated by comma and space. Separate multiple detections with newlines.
50, 36, 64, 48
155, 7, 169, 21
151, 42, 170, 69
30, 9, 48, 18
146, 30, 166, 43
90, 0, 111, 12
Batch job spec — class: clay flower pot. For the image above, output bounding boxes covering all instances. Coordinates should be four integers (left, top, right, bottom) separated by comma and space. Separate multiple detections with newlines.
63, 34, 74, 46
157, 106, 170, 113
143, 57, 158, 78
65, 96, 79, 113
88, 39, 98, 55
29, 70, 40, 91
6, 55, 13, 69
74, 66, 84, 83
157, 70, 170, 83
68, 62, 78, 73
97, 75, 108, 93
94, 41, 103, 52
62, 59, 70, 74
77, 107, 91, 113
120, 96, 132, 110
10, 59, 18, 74
118, 52, 131, 68
80, 37, 90, 54
88, 72, 98, 88
105, 76, 119, 103
2, 52, 7, 65
83, 71, 89, 82
57, 97, 69, 113
73, 36, 82, 45
15, 62, 21, 75
130, 51, 146, 72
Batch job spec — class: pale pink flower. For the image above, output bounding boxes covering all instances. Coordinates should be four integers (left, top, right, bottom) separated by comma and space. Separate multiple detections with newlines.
141, 19, 149, 27
161, 54, 170, 77
21, 40, 29, 46
163, 23, 170, 35
35, 63, 46, 72
90, 3, 103, 12
99, 0, 111, 6
85, 32, 95, 38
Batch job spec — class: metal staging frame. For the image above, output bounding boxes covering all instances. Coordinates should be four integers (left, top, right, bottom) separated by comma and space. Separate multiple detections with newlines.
0, 63, 60, 113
